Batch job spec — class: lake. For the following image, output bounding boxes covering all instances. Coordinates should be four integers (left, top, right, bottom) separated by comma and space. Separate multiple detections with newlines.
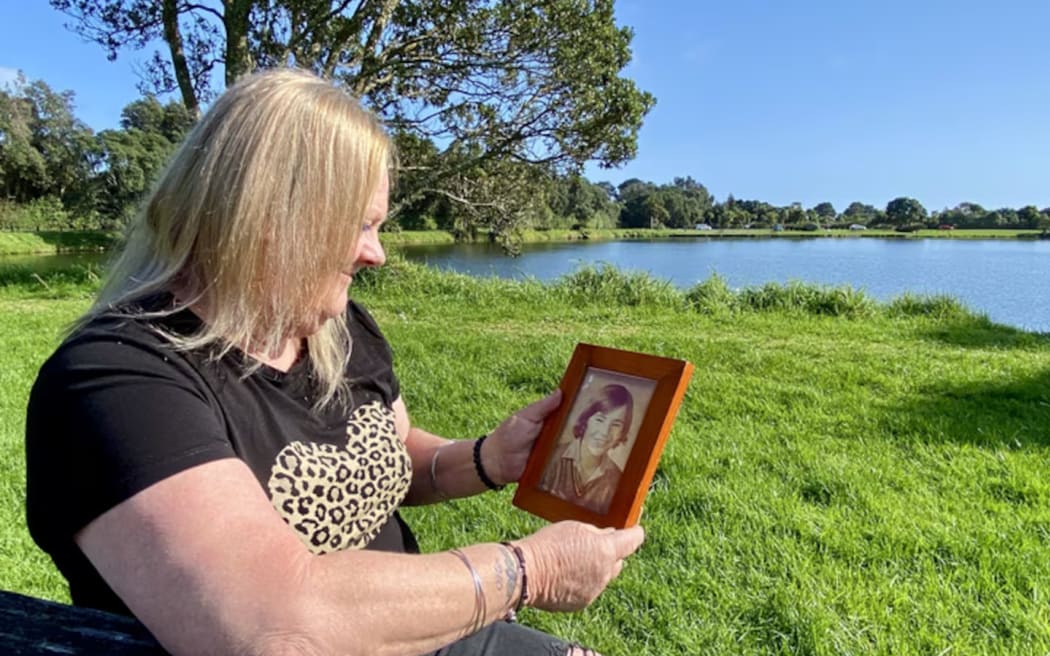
399, 238, 1050, 333
5, 237, 1049, 333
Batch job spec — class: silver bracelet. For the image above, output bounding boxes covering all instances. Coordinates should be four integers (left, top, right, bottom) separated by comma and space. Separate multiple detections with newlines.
429, 443, 452, 501
449, 548, 486, 635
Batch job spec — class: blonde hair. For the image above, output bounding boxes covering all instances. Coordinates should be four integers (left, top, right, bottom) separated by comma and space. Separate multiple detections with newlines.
83, 68, 393, 409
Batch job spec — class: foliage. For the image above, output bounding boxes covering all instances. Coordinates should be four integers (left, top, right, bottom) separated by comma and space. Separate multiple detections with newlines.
0, 197, 70, 231
91, 96, 196, 226
50, 0, 655, 238
885, 196, 928, 226
0, 73, 194, 230
886, 293, 973, 320
618, 177, 712, 229
812, 201, 836, 219
735, 280, 878, 318
936, 202, 1050, 231
0, 76, 97, 208
842, 201, 883, 225
684, 273, 735, 313
551, 263, 681, 307
0, 230, 119, 255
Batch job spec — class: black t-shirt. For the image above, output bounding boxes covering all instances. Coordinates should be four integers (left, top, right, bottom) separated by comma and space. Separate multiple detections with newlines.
25, 296, 417, 615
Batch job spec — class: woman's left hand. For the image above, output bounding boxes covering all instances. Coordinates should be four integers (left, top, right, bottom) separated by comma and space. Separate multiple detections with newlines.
483, 389, 562, 485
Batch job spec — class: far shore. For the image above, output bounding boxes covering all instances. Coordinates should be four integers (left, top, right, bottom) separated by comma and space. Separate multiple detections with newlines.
1, 227, 1046, 256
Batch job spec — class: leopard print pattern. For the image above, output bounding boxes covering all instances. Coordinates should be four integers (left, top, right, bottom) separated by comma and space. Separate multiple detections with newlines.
267, 400, 412, 554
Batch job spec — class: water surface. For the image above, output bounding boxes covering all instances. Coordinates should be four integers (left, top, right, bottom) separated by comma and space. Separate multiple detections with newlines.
399, 238, 1050, 333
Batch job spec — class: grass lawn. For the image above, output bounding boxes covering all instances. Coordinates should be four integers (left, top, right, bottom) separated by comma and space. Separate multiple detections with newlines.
2, 263, 1049, 655
0, 231, 120, 255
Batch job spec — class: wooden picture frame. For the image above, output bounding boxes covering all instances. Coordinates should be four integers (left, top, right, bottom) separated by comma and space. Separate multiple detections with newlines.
512, 343, 694, 529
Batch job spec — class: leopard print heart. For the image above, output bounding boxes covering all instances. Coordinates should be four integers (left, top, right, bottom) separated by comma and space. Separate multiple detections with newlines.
267, 400, 412, 553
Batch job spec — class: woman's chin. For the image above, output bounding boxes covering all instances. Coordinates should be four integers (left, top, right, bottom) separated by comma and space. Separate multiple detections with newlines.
585, 443, 608, 457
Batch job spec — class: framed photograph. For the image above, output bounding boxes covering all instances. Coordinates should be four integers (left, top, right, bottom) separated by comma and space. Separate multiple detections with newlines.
513, 343, 693, 529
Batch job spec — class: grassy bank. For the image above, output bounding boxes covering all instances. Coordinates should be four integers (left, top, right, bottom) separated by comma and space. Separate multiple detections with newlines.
2, 263, 1050, 654
0, 231, 121, 255
2, 227, 1044, 256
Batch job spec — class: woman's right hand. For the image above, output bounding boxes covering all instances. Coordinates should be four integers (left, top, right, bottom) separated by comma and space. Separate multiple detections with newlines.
515, 521, 645, 612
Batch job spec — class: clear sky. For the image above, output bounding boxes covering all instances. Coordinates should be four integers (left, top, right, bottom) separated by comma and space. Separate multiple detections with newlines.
3, 1, 1049, 213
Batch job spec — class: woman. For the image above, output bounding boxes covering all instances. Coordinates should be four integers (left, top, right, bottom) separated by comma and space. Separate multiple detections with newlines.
539, 385, 634, 514
24, 69, 643, 656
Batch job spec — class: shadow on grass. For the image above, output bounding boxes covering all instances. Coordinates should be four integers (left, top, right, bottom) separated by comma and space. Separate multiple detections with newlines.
882, 366, 1050, 449
910, 314, 1050, 350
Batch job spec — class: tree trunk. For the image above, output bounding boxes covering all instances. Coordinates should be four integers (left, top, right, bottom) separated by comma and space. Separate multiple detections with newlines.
224, 0, 255, 86
162, 0, 200, 117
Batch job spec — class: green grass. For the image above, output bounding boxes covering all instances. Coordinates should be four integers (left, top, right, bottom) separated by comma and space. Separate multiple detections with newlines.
0, 231, 121, 255
3, 262, 1050, 654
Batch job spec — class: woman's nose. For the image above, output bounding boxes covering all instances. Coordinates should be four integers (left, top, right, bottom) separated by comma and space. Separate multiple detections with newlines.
356, 233, 386, 268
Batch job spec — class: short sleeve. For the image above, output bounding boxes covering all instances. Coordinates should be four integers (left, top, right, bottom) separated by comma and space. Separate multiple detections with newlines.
25, 326, 236, 554
347, 301, 400, 404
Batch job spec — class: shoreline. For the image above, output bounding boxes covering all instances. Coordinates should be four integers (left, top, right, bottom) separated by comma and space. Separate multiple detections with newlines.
1, 227, 1046, 256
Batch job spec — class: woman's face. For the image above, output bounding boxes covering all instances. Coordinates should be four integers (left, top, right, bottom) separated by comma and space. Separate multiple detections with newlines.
581, 405, 628, 457
315, 174, 389, 328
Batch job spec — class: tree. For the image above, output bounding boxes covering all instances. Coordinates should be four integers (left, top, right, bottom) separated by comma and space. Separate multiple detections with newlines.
616, 178, 654, 203
885, 197, 927, 226
92, 96, 196, 225
51, 0, 655, 238
594, 180, 617, 203
812, 202, 836, 221
842, 201, 880, 225
1018, 205, 1043, 230
0, 75, 96, 214
782, 202, 807, 225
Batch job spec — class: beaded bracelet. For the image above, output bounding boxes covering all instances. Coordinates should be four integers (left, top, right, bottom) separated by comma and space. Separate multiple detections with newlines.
499, 541, 529, 621
449, 548, 486, 636
473, 435, 505, 491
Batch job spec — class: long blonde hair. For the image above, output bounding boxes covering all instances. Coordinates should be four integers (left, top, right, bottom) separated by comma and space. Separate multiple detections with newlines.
84, 68, 393, 409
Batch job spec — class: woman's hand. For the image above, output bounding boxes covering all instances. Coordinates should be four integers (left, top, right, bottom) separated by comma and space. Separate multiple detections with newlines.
484, 389, 562, 485
516, 521, 645, 612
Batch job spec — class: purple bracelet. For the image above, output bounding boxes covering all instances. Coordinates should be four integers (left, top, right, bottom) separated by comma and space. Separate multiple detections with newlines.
500, 541, 529, 621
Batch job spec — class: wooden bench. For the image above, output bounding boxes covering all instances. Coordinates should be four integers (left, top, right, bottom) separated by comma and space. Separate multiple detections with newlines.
0, 590, 165, 654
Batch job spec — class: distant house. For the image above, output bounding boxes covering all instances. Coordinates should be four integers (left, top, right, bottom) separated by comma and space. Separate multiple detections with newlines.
938, 224, 955, 230
695, 223, 713, 231
772, 223, 785, 232
849, 224, 867, 231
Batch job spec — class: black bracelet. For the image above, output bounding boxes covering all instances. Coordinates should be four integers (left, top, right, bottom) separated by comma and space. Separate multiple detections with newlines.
500, 541, 529, 621
473, 435, 505, 491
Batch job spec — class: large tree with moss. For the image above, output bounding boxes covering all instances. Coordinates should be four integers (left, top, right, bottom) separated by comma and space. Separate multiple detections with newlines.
51, 0, 654, 240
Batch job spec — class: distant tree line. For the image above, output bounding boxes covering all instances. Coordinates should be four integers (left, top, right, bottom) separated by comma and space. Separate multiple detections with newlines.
0, 74, 194, 230
3, 74, 1049, 235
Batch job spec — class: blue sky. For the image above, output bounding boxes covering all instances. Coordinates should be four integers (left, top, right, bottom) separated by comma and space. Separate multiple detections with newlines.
3, 1, 1049, 213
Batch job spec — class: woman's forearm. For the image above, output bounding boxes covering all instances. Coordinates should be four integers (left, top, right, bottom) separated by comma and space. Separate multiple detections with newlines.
402, 429, 500, 505
293, 542, 523, 656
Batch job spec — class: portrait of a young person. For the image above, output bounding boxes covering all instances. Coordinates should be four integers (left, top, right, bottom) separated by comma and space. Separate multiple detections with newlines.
539, 381, 640, 514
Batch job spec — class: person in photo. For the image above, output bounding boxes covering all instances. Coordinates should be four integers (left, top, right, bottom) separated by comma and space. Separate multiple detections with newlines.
540, 383, 635, 513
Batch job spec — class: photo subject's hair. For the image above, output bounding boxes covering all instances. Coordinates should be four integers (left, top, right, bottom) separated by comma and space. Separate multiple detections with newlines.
573, 383, 635, 447
81, 68, 393, 408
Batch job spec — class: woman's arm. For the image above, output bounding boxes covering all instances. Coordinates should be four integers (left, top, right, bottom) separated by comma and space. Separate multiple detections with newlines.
397, 391, 562, 505
76, 455, 642, 656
